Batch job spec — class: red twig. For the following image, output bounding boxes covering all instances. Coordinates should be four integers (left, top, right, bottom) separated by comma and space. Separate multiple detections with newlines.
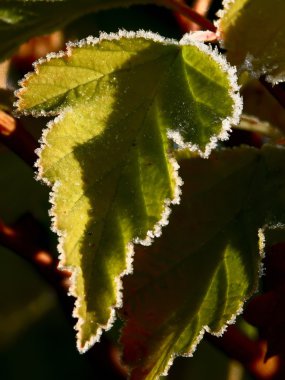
0, 215, 70, 297
164, 0, 217, 32
0, 110, 37, 167
174, 0, 213, 32
207, 325, 285, 380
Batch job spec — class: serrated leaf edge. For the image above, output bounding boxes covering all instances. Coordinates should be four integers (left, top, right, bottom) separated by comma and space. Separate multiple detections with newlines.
14, 30, 177, 117
15, 29, 242, 158
159, 149, 285, 377
159, 221, 268, 378
214, 0, 236, 33
36, 139, 182, 353
15, 30, 242, 352
175, 33, 242, 157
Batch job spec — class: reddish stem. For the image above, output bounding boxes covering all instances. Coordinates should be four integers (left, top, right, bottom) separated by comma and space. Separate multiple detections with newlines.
165, 0, 217, 32
0, 215, 70, 297
207, 326, 284, 380
174, 0, 213, 32
0, 110, 37, 167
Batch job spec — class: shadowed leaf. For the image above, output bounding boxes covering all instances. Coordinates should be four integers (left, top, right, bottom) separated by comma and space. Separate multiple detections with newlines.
121, 145, 285, 380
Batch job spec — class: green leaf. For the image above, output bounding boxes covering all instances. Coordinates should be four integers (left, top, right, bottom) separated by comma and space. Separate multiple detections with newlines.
120, 145, 285, 380
216, 0, 285, 84
16, 31, 241, 352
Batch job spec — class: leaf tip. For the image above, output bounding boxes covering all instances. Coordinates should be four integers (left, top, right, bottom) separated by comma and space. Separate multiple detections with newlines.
177, 37, 242, 158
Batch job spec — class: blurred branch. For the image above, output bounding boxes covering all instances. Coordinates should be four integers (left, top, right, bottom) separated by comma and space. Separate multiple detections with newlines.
0, 110, 37, 167
191, 0, 212, 17
207, 325, 285, 380
0, 214, 70, 298
174, 0, 213, 32
234, 114, 284, 141
164, 0, 217, 32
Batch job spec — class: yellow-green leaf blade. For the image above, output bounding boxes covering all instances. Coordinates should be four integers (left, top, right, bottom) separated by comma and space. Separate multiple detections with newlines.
217, 0, 285, 84
16, 32, 240, 352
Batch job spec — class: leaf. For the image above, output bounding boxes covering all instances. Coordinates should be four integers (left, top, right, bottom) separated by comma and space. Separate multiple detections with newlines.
120, 145, 285, 380
216, 0, 285, 84
16, 31, 241, 352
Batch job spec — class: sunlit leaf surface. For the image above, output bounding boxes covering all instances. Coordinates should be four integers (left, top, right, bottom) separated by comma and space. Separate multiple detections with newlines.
17, 31, 240, 352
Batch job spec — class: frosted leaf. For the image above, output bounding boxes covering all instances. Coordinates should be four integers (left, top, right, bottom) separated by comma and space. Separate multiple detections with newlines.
121, 145, 285, 380
216, 0, 285, 84
16, 31, 240, 352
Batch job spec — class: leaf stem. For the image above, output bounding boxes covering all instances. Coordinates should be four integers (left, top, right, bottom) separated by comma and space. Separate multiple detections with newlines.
0, 110, 37, 167
163, 0, 217, 32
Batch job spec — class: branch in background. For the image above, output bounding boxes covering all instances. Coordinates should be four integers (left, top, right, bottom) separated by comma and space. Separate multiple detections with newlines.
0, 110, 37, 167
173, 0, 213, 32
235, 114, 284, 141
0, 214, 71, 300
0, 214, 127, 380
207, 326, 285, 380
165, 0, 217, 33
190, 0, 213, 30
